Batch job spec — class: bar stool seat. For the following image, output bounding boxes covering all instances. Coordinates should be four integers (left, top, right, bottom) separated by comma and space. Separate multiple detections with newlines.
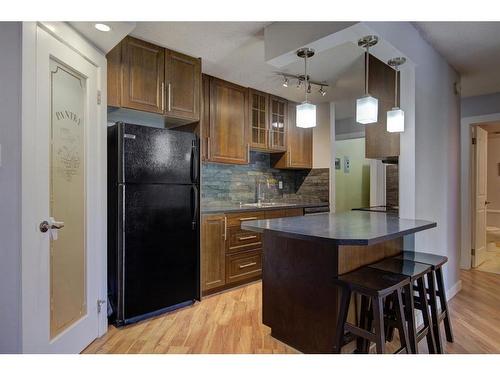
333, 267, 412, 354
368, 257, 436, 354
394, 251, 454, 354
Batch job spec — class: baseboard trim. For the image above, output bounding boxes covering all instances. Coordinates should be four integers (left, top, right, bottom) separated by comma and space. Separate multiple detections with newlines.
447, 280, 462, 301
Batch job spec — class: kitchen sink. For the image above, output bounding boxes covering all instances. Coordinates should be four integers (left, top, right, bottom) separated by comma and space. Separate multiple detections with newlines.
240, 202, 297, 208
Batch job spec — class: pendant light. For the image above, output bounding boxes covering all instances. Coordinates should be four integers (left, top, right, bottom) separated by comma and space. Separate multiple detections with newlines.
386, 57, 406, 133
356, 35, 379, 124
296, 48, 316, 128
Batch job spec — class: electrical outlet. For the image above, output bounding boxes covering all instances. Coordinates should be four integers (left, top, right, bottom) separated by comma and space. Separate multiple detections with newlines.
278, 180, 283, 189
344, 156, 350, 173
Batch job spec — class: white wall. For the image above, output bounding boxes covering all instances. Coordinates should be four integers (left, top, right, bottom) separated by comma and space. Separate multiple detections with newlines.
0, 22, 22, 353
462, 92, 500, 118
366, 22, 462, 293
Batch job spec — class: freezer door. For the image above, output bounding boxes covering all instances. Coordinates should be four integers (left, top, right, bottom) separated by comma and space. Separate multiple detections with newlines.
122, 184, 198, 321
120, 123, 197, 184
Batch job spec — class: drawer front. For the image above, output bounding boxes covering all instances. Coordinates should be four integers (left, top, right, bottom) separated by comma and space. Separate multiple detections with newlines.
226, 249, 262, 284
227, 227, 261, 253
286, 208, 304, 217
226, 211, 266, 227
264, 209, 286, 219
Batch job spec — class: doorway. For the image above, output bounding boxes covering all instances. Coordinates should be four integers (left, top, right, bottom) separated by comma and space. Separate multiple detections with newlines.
470, 122, 500, 274
21, 23, 107, 353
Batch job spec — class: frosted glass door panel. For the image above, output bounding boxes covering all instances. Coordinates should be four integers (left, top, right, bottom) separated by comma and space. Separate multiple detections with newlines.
49, 59, 87, 338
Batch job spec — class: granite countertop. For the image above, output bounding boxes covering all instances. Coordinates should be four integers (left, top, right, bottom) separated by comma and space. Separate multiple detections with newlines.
201, 201, 329, 214
241, 210, 436, 246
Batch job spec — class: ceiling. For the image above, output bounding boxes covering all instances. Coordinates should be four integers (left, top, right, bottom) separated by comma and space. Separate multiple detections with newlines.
415, 22, 500, 98
131, 22, 364, 116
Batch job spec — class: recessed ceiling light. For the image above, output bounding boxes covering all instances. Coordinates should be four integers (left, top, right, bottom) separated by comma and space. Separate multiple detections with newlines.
95, 23, 111, 32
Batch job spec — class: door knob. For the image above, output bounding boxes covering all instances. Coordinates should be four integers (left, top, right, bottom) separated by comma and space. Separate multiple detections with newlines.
39, 218, 65, 232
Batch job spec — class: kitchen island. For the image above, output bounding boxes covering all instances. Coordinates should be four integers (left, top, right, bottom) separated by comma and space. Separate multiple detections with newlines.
242, 211, 436, 353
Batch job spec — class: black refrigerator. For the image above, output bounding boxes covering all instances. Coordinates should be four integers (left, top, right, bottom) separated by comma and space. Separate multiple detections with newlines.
107, 122, 200, 326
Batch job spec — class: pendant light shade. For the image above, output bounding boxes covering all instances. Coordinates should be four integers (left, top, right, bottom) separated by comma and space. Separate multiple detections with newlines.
356, 95, 378, 124
386, 57, 406, 133
296, 102, 317, 128
356, 35, 379, 125
295, 47, 316, 128
387, 107, 404, 132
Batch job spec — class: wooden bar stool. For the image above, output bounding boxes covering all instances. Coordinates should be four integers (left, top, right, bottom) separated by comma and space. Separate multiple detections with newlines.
332, 267, 412, 354
394, 251, 454, 354
368, 258, 436, 354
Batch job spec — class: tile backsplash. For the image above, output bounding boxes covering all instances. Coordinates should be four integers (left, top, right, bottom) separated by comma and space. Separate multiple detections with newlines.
202, 152, 329, 206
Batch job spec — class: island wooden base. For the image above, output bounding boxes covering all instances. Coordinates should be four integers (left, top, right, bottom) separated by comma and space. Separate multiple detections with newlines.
262, 232, 402, 353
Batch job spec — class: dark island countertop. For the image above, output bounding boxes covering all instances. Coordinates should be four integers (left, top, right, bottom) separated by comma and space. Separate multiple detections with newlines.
201, 201, 329, 214
241, 210, 436, 246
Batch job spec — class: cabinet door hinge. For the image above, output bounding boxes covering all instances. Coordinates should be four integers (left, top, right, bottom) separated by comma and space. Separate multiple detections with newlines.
472, 137, 476, 145
97, 90, 102, 105
97, 299, 106, 314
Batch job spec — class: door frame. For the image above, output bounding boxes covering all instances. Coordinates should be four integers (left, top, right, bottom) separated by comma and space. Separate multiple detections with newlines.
460, 113, 500, 269
21, 22, 108, 352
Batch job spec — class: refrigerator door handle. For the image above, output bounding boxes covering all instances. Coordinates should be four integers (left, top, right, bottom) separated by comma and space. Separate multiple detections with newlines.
191, 185, 199, 231
191, 139, 199, 184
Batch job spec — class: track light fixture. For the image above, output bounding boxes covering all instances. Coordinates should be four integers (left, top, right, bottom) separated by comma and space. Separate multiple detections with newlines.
282, 76, 289, 87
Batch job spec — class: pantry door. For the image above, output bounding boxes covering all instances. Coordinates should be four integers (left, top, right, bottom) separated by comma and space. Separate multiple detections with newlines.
22, 24, 106, 353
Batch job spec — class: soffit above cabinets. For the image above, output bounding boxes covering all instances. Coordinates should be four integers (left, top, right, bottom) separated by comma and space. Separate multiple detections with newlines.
69, 22, 136, 53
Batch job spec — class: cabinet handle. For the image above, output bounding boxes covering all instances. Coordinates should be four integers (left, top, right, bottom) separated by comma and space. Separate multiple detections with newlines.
161, 82, 165, 112
247, 143, 250, 161
223, 216, 227, 241
239, 262, 257, 269
207, 137, 211, 159
167, 82, 172, 112
239, 217, 258, 221
238, 235, 257, 241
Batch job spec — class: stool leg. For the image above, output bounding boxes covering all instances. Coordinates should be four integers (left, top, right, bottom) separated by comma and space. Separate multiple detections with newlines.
427, 271, 443, 354
404, 283, 418, 354
362, 298, 374, 353
356, 295, 369, 353
436, 267, 454, 343
416, 277, 436, 354
372, 296, 386, 354
333, 287, 351, 353
385, 296, 396, 342
394, 288, 411, 354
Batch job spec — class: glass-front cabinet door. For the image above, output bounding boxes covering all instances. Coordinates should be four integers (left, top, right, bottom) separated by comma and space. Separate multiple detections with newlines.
249, 89, 268, 150
269, 96, 287, 151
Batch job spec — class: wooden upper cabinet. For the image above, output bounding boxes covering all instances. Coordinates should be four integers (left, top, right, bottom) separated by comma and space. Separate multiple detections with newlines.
201, 214, 226, 294
106, 36, 201, 124
268, 96, 287, 152
121, 36, 165, 114
365, 54, 400, 160
200, 74, 210, 161
249, 89, 269, 150
208, 77, 249, 164
165, 50, 201, 121
106, 43, 122, 107
273, 102, 312, 169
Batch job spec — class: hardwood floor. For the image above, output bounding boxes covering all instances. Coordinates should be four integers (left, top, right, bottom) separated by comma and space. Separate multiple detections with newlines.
83, 270, 500, 354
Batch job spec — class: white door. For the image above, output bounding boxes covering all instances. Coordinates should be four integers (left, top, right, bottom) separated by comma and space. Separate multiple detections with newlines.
22, 25, 106, 353
472, 126, 488, 268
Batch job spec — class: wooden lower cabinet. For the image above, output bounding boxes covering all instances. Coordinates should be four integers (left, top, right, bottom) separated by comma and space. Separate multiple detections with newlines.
226, 249, 262, 285
201, 214, 226, 294
201, 207, 304, 296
